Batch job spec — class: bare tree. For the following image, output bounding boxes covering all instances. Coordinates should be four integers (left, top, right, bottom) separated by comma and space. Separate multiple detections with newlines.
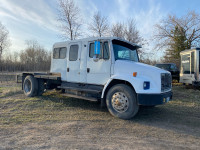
57, 0, 82, 40
154, 11, 200, 50
0, 22, 10, 60
154, 11, 200, 63
111, 22, 125, 38
20, 40, 51, 71
88, 11, 109, 37
125, 19, 141, 44
111, 19, 145, 56
111, 19, 141, 44
0, 43, 51, 72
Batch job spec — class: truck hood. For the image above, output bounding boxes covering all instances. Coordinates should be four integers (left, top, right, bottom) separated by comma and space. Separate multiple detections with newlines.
114, 60, 170, 78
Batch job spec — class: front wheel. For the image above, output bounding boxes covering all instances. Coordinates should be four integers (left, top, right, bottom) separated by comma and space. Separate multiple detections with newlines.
106, 84, 139, 120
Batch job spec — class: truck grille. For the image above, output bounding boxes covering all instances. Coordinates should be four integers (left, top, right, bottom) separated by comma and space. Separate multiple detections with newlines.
161, 73, 172, 92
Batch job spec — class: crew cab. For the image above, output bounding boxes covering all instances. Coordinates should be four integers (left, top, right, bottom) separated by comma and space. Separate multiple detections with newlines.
22, 37, 172, 119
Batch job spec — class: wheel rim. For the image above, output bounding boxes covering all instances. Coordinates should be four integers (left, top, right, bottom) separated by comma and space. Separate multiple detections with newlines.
111, 92, 129, 113
24, 79, 31, 93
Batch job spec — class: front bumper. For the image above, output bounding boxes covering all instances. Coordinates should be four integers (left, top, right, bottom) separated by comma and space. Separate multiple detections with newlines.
137, 91, 172, 106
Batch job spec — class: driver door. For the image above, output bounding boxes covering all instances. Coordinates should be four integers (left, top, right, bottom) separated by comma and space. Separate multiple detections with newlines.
86, 41, 111, 85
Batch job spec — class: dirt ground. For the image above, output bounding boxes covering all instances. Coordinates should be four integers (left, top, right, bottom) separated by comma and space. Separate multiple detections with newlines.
0, 82, 200, 150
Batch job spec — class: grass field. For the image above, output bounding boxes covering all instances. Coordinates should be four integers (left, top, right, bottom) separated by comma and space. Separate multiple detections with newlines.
0, 83, 200, 149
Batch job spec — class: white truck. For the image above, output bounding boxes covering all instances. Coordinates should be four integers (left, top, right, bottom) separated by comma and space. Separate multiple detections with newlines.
180, 48, 200, 86
22, 37, 172, 119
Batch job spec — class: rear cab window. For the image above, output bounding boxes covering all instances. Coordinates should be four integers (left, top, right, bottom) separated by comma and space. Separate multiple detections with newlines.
53, 47, 67, 59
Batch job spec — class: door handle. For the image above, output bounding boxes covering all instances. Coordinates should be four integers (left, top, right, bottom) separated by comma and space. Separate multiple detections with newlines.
67, 68, 69, 72
87, 68, 90, 73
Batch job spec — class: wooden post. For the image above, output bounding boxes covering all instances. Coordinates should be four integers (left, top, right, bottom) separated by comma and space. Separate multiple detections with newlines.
16, 74, 18, 83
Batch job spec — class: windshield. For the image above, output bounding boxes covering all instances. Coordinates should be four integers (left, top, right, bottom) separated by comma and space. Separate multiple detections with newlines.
112, 40, 139, 62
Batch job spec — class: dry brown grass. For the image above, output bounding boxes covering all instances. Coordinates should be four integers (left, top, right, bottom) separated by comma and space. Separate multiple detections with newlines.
0, 83, 200, 149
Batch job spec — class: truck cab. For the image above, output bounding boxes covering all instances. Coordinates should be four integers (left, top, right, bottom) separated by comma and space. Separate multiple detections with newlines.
22, 37, 172, 119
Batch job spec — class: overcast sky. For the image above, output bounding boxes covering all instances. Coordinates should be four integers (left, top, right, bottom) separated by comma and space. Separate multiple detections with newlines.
1, 0, 200, 59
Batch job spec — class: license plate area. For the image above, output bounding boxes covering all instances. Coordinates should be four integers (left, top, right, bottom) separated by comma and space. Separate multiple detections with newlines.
163, 97, 170, 103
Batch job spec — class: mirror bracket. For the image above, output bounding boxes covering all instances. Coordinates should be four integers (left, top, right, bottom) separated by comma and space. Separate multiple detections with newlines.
93, 55, 99, 62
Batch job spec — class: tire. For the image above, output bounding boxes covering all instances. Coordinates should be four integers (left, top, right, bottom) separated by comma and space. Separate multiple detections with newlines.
37, 79, 45, 96
106, 84, 139, 120
23, 75, 38, 97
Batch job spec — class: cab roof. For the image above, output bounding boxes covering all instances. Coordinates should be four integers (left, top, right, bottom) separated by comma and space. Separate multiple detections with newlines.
53, 37, 141, 49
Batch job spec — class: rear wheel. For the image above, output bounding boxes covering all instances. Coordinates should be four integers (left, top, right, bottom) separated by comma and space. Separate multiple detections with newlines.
106, 84, 139, 120
23, 75, 38, 97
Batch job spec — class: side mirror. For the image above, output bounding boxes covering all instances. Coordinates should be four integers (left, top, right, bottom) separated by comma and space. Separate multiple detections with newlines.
94, 41, 100, 55
93, 41, 100, 62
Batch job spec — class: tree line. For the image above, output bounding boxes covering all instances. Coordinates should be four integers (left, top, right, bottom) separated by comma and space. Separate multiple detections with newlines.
1, 0, 200, 72
154, 11, 200, 65
0, 40, 51, 72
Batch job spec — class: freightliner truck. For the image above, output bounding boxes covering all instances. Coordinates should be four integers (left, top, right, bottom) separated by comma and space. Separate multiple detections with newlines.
22, 37, 172, 119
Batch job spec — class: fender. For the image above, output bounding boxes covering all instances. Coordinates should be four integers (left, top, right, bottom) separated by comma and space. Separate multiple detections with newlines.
101, 73, 160, 98
101, 78, 113, 98
101, 74, 144, 98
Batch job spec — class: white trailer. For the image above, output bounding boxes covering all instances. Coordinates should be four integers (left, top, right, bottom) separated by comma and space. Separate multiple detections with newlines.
180, 48, 200, 86
21, 37, 172, 119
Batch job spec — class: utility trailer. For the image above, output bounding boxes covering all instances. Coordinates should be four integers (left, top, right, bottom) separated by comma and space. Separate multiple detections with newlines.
22, 37, 172, 120
180, 48, 200, 86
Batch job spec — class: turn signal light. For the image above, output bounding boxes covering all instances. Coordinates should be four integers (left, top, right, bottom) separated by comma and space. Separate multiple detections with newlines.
133, 72, 137, 77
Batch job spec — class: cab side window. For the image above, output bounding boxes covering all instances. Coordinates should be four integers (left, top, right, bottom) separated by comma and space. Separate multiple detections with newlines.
53, 47, 67, 59
103, 42, 109, 59
69, 45, 79, 61
89, 42, 109, 59
60, 48, 67, 59
89, 43, 95, 58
